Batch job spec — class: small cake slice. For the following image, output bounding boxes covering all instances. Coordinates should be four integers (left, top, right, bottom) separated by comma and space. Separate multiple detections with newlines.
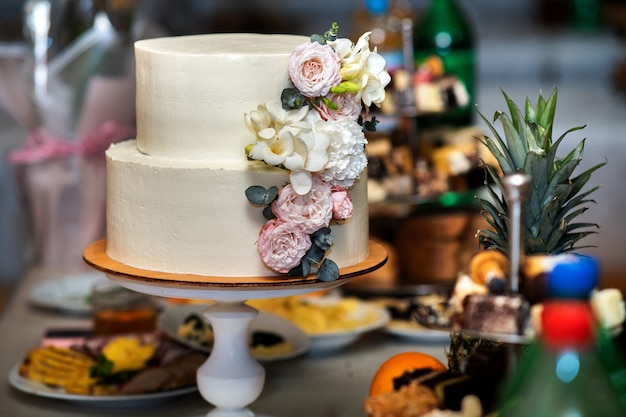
460, 294, 530, 335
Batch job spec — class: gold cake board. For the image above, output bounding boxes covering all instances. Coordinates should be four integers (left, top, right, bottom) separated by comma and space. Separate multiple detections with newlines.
83, 239, 388, 289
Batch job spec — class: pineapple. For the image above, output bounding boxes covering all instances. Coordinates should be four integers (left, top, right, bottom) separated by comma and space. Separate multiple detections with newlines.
447, 88, 606, 377
475, 87, 606, 257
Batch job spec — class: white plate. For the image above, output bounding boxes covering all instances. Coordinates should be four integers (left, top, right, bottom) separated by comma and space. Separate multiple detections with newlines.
158, 304, 310, 362
28, 272, 108, 313
305, 300, 390, 353
384, 319, 451, 343
8, 364, 197, 407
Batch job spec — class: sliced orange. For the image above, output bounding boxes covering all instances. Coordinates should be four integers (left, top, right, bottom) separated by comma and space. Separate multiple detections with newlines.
369, 351, 447, 397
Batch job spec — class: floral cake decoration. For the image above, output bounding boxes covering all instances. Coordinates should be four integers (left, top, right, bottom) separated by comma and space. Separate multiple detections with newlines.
244, 23, 390, 281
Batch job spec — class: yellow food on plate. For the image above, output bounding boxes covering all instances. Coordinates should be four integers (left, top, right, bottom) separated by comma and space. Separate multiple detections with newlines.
18, 346, 97, 395
247, 296, 379, 334
102, 336, 156, 374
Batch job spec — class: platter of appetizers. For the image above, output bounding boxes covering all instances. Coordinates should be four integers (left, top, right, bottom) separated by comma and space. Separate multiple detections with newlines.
9, 366, 198, 407
10, 332, 202, 406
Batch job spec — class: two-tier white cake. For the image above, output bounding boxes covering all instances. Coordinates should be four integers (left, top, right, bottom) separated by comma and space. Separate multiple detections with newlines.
105, 32, 385, 277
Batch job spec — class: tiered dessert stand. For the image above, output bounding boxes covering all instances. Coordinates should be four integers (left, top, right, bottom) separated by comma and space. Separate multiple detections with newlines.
84, 239, 387, 417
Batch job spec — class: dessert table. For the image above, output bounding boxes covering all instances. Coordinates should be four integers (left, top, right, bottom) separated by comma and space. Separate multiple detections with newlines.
0, 266, 449, 417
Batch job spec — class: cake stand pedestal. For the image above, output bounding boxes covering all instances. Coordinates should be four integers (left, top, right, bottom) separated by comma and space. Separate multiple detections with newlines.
84, 239, 387, 417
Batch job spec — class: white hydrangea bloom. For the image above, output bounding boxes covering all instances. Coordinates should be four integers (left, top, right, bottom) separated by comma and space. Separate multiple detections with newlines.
313, 115, 368, 189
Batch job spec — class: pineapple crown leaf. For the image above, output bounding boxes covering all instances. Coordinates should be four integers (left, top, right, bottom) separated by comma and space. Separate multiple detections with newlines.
475, 107, 516, 172
554, 137, 585, 172
501, 88, 521, 126
567, 162, 607, 200
532, 89, 557, 137
481, 168, 508, 213
522, 152, 550, 209
477, 228, 509, 251
526, 130, 587, 209
499, 112, 528, 169
551, 230, 600, 253
479, 201, 508, 234
548, 193, 598, 233
560, 188, 599, 215
477, 134, 514, 173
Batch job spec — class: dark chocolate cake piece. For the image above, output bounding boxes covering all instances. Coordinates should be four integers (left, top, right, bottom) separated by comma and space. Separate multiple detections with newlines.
461, 294, 530, 335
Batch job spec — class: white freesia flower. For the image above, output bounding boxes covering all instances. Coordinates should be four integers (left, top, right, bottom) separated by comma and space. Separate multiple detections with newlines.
245, 103, 313, 168
245, 102, 310, 140
248, 134, 295, 166
288, 110, 332, 195
328, 32, 391, 108
246, 105, 335, 195
244, 104, 273, 133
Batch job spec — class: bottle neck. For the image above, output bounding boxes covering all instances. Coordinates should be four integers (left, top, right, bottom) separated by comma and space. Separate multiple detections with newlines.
415, 0, 474, 49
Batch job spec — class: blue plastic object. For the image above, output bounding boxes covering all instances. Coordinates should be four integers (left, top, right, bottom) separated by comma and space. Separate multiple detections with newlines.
548, 255, 599, 299
366, 0, 389, 15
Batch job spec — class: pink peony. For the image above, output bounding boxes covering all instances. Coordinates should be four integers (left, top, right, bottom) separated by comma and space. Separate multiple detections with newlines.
331, 186, 353, 220
313, 93, 362, 122
257, 218, 311, 273
272, 176, 334, 234
288, 42, 342, 98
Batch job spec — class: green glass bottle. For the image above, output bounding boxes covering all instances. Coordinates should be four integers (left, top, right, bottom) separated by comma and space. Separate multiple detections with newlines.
412, 0, 475, 129
497, 256, 626, 416
499, 303, 626, 416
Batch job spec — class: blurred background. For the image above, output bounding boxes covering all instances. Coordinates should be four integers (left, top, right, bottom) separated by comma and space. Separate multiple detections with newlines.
0, 0, 625, 297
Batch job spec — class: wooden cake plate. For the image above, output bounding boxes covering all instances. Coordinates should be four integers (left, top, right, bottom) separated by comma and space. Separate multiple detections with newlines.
83, 239, 387, 417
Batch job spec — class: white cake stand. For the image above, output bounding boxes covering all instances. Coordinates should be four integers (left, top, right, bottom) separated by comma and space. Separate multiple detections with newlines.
83, 239, 387, 417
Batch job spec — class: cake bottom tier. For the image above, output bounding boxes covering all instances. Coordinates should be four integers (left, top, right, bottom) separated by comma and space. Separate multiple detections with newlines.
105, 140, 369, 277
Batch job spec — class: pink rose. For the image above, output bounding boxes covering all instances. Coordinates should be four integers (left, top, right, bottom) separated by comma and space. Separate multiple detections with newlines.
258, 218, 311, 273
288, 42, 342, 98
331, 186, 353, 220
313, 93, 362, 122
272, 176, 333, 234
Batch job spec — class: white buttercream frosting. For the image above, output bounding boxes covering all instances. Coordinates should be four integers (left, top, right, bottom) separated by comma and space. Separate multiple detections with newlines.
106, 33, 370, 277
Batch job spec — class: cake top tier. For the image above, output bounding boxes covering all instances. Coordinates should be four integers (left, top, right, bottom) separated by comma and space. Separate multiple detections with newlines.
134, 33, 308, 162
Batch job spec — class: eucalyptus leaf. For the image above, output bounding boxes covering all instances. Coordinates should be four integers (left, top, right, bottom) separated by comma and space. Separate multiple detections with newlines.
289, 258, 311, 277
281, 88, 307, 110
317, 259, 339, 282
310, 34, 326, 45
265, 186, 279, 204
312, 227, 333, 250
262, 206, 275, 220
305, 243, 326, 264
245, 186, 268, 205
